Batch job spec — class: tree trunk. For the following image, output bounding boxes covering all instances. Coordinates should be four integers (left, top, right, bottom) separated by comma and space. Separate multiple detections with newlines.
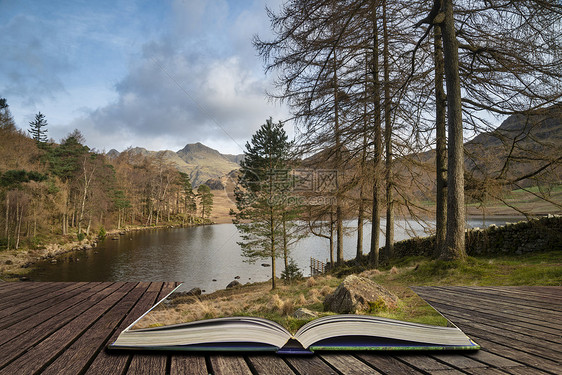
383, 0, 394, 260
434, 22, 448, 258
283, 215, 288, 271
270, 208, 276, 290
86, 216, 91, 236
333, 50, 344, 266
5, 194, 9, 240
442, 0, 466, 260
356, 54, 369, 262
369, 3, 382, 267
15, 198, 22, 250
329, 208, 334, 265
356, 191, 364, 260
79, 157, 95, 235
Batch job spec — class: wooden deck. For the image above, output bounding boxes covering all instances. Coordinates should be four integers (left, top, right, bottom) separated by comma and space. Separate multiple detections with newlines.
0, 283, 559, 374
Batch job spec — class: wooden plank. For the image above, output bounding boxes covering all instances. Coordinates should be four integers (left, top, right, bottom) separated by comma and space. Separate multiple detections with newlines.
462, 368, 511, 375
395, 354, 459, 372
445, 286, 562, 312
510, 286, 562, 299
0, 282, 93, 330
285, 356, 338, 375
0, 282, 65, 310
504, 367, 554, 375
455, 286, 562, 303
41, 282, 150, 375
438, 315, 562, 363
464, 350, 523, 369
247, 355, 296, 375
414, 288, 560, 332
415, 293, 561, 337
463, 336, 562, 374
481, 285, 562, 303
430, 353, 489, 370
320, 353, 382, 374
0, 282, 121, 369
0, 282, 98, 346
126, 282, 177, 375
0, 281, 46, 299
0, 282, 89, 317
85, 282, 171, 375
421, 287, 562, 320
0, 282, 136, 375
126, 353, 167, 375
357, 354, 425, 374
209, 355, 253, 375
419, 300, 562, 346
170, 355, 208, 375
416, 289, 560, 327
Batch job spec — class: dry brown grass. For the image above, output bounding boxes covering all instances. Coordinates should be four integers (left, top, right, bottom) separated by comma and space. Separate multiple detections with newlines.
208, 188, 236, 224
131, 267, 453, 332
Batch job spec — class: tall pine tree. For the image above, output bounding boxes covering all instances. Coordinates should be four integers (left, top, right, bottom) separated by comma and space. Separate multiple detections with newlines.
232, 118, 300, 290
28, 112, 48, 143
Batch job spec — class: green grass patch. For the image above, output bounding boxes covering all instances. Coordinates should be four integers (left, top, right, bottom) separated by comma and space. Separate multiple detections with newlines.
372, 250, 562, 286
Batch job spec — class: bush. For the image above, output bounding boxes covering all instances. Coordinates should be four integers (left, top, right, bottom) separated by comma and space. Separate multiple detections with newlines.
98, 226, 107, 240
28, 236, 43, 249
77, 232, 86, 242
281, 258, 303, 283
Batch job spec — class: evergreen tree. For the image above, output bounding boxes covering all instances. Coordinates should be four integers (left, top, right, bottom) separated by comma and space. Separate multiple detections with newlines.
28, 112, 48, 143
197, 184, 213, 219
0, 98, 16, 131
179, 172, 197, 222
232, 118, 300, 290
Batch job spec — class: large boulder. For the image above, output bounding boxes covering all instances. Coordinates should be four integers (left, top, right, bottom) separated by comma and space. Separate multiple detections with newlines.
226, 280, 241, 289
323, 275, 399, 314
293, 308, 318, 319
185, 287, 202, 296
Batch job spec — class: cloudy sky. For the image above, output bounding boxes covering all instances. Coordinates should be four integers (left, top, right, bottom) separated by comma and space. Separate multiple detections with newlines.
0, 0, 290, 154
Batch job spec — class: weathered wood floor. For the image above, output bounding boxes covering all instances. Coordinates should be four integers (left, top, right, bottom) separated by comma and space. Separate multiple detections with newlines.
0, 283, 559, 374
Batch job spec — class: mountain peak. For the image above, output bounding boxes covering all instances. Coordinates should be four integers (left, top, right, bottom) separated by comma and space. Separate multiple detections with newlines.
178, 142, 222, 155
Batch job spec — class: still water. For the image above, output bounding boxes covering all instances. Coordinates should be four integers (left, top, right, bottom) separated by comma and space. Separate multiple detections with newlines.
28, 217, 516, 292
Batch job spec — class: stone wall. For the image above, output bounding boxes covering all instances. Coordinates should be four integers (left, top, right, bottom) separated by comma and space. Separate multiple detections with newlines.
392, 215, 562, 258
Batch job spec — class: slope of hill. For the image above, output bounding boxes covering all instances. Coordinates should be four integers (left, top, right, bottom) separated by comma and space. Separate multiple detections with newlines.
396, 104, 562, 215
107, 143, 243, 187
465, 104, 561, 185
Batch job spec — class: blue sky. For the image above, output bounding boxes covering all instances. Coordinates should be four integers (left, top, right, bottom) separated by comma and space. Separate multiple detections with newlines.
0, 0, 288, 154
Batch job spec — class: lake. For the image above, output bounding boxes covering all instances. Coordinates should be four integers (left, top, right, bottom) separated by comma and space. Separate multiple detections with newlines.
27, 217, 518, 292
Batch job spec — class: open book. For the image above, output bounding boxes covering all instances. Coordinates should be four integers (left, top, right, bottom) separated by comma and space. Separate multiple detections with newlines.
108, 283, 479, 354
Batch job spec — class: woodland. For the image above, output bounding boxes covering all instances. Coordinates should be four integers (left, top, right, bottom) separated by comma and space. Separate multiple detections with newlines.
0, 100, 213, 252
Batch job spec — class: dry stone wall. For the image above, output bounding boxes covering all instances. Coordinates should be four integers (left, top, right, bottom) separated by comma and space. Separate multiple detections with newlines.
392, 215, 561, 258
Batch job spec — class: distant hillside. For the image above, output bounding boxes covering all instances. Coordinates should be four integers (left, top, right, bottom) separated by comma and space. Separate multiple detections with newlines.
107, 143, 243, 187
399, 104, 562, 210
465, 104, 561, 185
468, 105, 562, 149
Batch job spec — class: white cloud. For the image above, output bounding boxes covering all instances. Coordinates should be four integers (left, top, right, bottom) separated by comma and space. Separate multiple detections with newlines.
72, 0, 290, 154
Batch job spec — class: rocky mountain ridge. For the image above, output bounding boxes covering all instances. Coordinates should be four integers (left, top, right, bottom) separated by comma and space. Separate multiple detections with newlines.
107, 142, 243, 187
